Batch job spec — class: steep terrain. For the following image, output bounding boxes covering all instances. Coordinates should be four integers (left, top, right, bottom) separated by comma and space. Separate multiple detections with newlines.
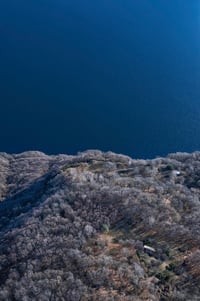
0, 150, 200, 300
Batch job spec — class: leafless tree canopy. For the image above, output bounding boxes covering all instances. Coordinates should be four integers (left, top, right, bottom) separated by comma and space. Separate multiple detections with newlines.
1, 150, 200, 300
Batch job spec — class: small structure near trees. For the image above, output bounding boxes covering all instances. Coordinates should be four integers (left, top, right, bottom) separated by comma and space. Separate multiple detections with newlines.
144, 245, 156, 255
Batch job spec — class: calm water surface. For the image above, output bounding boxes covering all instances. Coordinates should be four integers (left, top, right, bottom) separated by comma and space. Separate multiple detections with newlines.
0, 0, 199, 158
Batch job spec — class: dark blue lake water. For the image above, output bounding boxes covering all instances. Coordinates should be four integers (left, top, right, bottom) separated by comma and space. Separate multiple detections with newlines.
0, 0, 199, 158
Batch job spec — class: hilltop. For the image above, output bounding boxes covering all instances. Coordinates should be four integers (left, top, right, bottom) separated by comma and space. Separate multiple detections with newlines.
0, 150, 200, 300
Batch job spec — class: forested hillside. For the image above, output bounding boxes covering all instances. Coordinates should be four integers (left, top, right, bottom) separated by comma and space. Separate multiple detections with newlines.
1, 150, 200, 300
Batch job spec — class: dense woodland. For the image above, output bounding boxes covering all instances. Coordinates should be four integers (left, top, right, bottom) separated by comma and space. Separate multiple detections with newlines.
0, 150, 200, 300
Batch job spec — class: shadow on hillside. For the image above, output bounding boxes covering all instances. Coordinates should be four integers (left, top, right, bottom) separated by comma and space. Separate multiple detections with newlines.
0, 169, 61, 232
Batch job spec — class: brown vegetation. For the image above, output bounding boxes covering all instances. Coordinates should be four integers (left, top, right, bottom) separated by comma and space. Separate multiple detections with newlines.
0, 150, 200, 300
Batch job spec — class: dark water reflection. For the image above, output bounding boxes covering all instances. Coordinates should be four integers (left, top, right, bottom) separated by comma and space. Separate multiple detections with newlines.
0, 0, 199, 158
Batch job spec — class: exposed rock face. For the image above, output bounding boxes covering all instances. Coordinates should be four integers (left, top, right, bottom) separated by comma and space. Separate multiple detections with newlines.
0, 150, 200, 300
